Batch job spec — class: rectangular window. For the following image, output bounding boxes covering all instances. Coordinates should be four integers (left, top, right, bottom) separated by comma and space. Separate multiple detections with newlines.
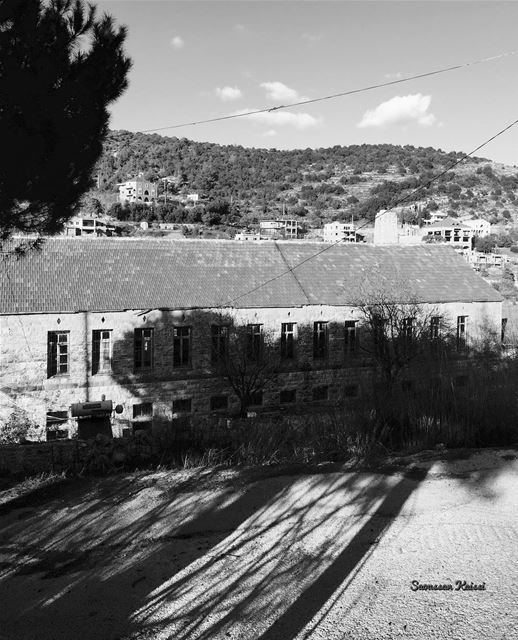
344, 384, 359, 398
501, 318, 508, 344
246, 324, 262, 362
210, 395, 228, 411
430, 316, 441, 340
401, 317, 414, 343
173, 398, 192, 414
92, 330, 112, 374
211, 325, 229, 363
47, 331, 69, 377
280, 322, 296, 360
312, 385, 329, 401
133, 403, 153, 419
134, 328, 154, 370
344, 320, 357, 355
280, 389, 297, 404
313, 321, 328, 359
173, 326, 191, 367
456, 316, 468, 350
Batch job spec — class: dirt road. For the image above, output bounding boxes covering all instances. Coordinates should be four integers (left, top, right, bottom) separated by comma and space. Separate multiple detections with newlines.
0, 448, 517, 640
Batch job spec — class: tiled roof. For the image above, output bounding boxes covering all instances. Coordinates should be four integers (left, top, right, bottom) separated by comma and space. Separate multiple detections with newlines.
0, 238, 502, 314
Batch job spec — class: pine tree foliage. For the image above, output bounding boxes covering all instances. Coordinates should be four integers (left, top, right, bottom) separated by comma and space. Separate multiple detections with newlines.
0, 0, 131, 239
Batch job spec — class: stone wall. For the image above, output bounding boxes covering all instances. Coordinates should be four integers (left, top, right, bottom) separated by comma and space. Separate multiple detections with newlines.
0, 300, 502, 438
0, 441, 87, 476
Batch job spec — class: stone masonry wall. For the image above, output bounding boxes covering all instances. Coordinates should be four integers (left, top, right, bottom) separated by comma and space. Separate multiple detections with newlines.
0, 300, 502, 439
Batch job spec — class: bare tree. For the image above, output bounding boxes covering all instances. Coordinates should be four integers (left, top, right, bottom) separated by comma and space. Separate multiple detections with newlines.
211, 320, 278, 417
352, 277, 449, 391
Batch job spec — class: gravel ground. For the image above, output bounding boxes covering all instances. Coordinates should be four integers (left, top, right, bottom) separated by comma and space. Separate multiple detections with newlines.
0, 448, 516, 640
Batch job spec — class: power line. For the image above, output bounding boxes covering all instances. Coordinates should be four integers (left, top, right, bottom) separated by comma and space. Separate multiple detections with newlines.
225, 114, 518, 307
138, 50, 518, 134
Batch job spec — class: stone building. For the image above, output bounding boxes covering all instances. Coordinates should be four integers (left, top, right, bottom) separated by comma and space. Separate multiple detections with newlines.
0, 238, 502, 440
117, 178, 157, 205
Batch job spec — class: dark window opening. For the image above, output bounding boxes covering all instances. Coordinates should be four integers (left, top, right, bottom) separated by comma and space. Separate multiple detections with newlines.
312, 385, 329, 401
47, 331, 69, 377
211, 325, 229, 363
313, 321, 328, 359
430, 316, 441, 340
133, 403, 153, 419
210, 395, 228, 411
173, 398, 192, 414
344, 321, 357, 356
344, 384, 359, 398
246, 324, 263, 362
456, 316, 468, 351
280, 322, 296, 360
135, 328, 154, 370
280, 389, 297, 404
173, 326, 191, 367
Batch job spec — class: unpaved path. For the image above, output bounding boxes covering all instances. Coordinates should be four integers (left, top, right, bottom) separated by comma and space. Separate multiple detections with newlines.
0, 448, 517, 640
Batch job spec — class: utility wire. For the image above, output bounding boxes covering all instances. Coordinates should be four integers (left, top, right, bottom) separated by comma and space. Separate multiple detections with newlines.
225, 114, 518, 307
138, 50, 518, 133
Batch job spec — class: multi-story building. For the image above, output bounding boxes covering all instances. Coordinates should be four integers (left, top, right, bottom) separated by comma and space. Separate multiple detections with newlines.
259, 219, 299, 239
322, 221, 362, 243
64, 216, 116, 237
118, 178, 157, 205
424, 218, 475, 249
0, 238, 502, 440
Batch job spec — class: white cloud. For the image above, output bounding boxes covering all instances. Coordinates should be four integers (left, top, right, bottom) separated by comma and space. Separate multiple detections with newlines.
260, 81, 306, 102
358, 94, 437, 128
235, 108, 321, 130
262, 129, 278, 137
215, 86, 242, 101
170, 35, 184, 50
234, 23, 247, 32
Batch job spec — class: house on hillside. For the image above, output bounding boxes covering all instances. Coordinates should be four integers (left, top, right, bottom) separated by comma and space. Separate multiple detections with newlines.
259, 219, 299, 239
118, 178, 157, 205
322, 222, 363, 243
0, 239, 502, 441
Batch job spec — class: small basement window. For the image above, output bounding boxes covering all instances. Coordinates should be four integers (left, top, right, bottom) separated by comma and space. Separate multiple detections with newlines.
280, 389, 297, 404
133, 403, 153, 419
312, 385, 329, 401
210, 395, 228, 411
173, 398, 192, 414
344, 384, 359, 398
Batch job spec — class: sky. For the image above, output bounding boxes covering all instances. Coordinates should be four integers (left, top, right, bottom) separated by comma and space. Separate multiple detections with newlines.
97, 1, 518, 166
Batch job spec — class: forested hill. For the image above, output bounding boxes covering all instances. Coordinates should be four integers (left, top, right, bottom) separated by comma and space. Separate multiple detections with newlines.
94, 130, 518, 226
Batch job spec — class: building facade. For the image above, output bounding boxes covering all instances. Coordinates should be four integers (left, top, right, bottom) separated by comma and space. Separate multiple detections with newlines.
259, 219, 299, 239
322, 222, 361, 243
118, 178, 158, 205
0, 239, 502, 440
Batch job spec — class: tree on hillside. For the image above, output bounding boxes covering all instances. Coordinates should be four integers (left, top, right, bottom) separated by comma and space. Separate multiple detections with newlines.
0, 0, 131, 241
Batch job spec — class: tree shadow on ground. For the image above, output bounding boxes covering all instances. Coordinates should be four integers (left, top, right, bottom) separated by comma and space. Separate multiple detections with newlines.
0, 459, 434, 640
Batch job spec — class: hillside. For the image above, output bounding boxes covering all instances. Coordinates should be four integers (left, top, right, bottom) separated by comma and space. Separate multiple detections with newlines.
90, 131, 518, 228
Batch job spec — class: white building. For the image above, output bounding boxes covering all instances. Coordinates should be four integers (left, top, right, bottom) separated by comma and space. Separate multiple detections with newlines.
118, 178, 157, 205
259, 219, 299, 239
323, 221, 361, 243
64, 217, 116, 237
463, 218, 491, 237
